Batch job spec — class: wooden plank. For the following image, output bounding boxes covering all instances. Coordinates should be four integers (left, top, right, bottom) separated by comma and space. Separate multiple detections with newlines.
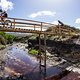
0, 27, 76, 36
8, 17, 54, 26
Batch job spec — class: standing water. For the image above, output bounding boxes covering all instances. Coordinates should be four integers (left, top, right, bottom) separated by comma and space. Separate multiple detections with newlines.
1, 43, 78, 80
4, 43, 38, 77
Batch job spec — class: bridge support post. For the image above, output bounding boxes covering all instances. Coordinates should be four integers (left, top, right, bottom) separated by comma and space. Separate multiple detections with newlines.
39, 34, 41, 73
44, 34, 47, 78
39, 34, 47, 79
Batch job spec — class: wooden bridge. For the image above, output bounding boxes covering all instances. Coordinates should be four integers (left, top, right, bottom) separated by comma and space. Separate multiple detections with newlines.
0, 17, 74, 35
0, 17, 76, 80
0, 17, 55, 34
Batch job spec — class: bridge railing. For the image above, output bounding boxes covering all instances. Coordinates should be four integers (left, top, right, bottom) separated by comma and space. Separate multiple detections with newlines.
0, 17, 76, 35
0, 17, 54, 31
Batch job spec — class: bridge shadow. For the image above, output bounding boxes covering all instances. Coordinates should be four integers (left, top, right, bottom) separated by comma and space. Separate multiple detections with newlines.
24, 62, 71, 80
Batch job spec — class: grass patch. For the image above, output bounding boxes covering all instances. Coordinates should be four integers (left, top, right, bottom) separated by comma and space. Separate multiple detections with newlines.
29, 49, 39, 55
0, 31, 15, 44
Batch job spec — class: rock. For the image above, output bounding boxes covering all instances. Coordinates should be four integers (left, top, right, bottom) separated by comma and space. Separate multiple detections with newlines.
0, 35, 6, 45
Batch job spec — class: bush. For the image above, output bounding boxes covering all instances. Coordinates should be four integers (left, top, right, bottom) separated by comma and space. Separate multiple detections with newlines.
29, 49, 39, 55
0, 31, 15, 44
0, 35, 6, 45
4, 34, 15, 44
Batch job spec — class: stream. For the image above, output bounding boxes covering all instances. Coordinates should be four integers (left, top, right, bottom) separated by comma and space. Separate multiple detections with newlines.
4, 43, 38, 77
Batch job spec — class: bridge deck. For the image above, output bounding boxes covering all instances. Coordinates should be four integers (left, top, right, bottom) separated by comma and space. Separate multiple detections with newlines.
0, 27, 55, 35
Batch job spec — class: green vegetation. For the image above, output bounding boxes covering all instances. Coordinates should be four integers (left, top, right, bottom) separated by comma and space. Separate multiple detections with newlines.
4, 33, 15, 44
46, 24, 80, 34
0, 45, 5, 50
0, 31, 15, 44
46, 24, 80, 41
0, 35, 6, 45
29, 49, 39, 55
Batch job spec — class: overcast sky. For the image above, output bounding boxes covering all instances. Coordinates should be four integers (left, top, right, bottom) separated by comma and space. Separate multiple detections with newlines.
0, 0, 80, 28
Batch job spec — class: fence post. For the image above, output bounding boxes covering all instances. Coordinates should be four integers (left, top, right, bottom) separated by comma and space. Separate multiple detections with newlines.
13, 19, 15, 29
41, 22, 42, 31
34, 25, 35, 30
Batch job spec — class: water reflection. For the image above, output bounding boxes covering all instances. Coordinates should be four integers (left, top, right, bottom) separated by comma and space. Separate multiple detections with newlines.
5, 45, 38, 76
